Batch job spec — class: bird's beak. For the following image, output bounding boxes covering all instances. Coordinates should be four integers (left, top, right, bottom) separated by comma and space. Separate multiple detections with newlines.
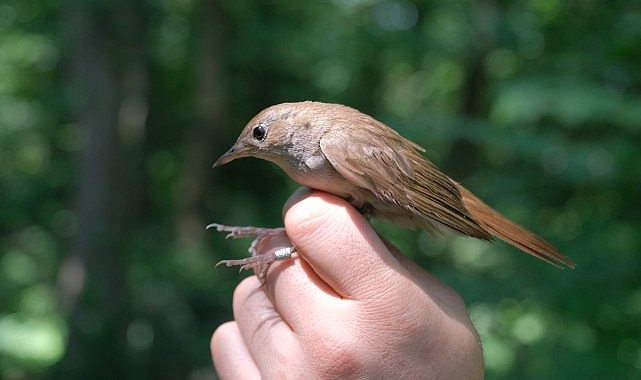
213, 144, 253, 168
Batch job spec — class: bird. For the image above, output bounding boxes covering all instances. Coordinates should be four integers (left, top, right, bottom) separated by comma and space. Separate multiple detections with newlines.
210, 101, 574, 280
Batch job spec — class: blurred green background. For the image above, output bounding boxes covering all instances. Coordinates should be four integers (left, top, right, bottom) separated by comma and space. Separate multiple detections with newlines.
1, 0, 639, 378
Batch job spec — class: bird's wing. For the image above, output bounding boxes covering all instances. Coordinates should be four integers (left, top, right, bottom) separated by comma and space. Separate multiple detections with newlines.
319, 123, 490, 239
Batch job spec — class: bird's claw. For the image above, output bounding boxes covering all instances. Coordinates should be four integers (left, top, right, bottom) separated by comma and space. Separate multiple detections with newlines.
209, 223, 296, 283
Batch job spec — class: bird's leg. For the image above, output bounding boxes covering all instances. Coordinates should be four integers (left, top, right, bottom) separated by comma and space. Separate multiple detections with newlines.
207, 223, 297, 283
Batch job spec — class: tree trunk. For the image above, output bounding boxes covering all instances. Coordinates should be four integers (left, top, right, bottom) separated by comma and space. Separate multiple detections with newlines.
54, 1, 147, 377
176, 0, 227, 245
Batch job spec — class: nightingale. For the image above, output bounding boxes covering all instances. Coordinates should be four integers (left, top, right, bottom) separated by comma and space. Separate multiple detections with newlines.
211, 101, 574, 280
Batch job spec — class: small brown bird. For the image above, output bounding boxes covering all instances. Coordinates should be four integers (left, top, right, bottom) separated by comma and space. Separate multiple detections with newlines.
212, 101, 574, 278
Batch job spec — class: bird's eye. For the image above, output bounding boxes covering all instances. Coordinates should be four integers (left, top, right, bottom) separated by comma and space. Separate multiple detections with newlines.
252, 124, 266, 141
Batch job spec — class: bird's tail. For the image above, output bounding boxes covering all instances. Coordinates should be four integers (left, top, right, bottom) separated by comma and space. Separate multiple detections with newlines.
457, 184, 575, 269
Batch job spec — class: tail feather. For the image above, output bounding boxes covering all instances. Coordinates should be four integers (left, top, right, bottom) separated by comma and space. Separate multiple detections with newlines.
457, 184, 575, 269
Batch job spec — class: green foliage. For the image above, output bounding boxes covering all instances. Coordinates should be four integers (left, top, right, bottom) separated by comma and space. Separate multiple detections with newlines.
1, 0, 639, 378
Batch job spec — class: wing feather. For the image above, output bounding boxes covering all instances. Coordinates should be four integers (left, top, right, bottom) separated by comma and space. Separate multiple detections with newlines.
319, 117, 490, 239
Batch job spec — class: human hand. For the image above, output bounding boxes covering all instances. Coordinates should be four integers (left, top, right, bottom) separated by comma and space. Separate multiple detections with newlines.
211, 188, 484, 379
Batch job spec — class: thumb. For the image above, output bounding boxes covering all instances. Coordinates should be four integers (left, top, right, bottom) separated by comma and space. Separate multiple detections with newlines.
282, 188, 407, 299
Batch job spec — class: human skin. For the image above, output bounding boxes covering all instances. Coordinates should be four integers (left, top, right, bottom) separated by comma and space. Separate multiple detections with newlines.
211, 188, 484, 379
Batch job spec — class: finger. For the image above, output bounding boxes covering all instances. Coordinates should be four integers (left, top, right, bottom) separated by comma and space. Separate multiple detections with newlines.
282, 190, 412, 300
262, 248, 345, 331
231, 275, 299, 375
226, 215, 340, 334
211, 321, 260, 380
244, 224, 338, 308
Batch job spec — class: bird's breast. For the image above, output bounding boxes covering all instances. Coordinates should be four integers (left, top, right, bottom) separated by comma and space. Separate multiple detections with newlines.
274, 154, 359, 200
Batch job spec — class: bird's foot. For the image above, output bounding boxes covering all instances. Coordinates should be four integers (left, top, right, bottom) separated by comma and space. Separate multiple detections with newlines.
207, 223, 296, 283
